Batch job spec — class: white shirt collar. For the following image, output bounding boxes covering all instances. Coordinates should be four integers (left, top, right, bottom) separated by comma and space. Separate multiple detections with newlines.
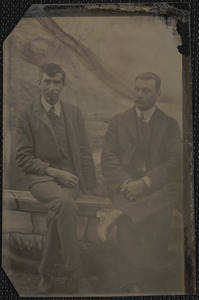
41, 95, 61, 116
135, 105, 156, 123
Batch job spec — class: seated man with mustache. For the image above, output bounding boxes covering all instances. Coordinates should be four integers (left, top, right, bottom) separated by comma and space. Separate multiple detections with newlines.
99, 72, 182, 293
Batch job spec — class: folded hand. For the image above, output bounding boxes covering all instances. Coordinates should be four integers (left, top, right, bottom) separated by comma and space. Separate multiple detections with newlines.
55, 170, 79, 188
120, 179, 146, 201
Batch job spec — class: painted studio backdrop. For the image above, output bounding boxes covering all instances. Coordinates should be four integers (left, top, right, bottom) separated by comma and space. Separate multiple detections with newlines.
2, 4, 194, 297
3, 10, 183, 191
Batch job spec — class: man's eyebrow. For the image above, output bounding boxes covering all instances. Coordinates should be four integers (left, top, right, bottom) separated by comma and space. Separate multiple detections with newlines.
43, 79, 62, 83
53, 80, 62, 83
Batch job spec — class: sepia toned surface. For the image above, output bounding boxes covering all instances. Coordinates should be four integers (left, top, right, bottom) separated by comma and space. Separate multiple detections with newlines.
2, 3, 194, 297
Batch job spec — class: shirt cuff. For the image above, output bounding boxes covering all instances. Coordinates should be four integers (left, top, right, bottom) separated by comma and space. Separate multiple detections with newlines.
39, 161, 50, 176
141, 176, 152, 188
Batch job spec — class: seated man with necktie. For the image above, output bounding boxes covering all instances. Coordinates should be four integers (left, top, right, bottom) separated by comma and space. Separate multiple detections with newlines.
16, 63, 96, 294
99, 72, 182, 293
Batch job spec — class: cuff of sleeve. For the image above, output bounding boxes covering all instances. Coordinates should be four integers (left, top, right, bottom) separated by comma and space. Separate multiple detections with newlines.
39, 161, 50, 176
141, 176, 152, 188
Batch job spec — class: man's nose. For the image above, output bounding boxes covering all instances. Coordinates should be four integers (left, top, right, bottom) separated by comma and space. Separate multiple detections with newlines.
137, 89, 143, 97
48, 82, 56, 91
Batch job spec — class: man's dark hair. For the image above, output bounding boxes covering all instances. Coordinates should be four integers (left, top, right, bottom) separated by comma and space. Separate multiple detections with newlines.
39, 63, 66, 85
135, 72, 161, 90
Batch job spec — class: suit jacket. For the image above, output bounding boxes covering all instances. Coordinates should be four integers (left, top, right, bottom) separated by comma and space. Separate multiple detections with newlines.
16, 98, 96, 192
101, 105, 182, 194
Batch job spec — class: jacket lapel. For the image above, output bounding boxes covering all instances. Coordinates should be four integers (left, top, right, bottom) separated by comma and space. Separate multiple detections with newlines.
61, 102, 81, 168
33, 98, 59, 149
61, 102, 77, 147
123, 106, 137, 141
61, 102, 86, 190
150, 107, 168, 165
122, 106, 137, 164
122, 105, 168, 168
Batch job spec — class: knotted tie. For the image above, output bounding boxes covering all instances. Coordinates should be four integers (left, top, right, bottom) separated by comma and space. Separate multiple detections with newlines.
138, 111, 150, 142
48, 105, 56, 119
139, 111, 147, 123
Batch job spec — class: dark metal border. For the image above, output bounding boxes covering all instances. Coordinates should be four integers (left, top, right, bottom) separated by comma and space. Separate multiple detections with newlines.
0, 1, 198, 299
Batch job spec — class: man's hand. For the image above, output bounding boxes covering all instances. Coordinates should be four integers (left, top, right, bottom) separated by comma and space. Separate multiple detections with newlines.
120, 179, 146, 201
55, 170, 79, 187
46, 167, 79, 188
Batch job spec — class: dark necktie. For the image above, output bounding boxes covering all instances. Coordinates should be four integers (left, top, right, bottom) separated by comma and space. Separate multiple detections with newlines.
48, 105, 56, 119
138, 111, 150, 142
139, 111, 148, 126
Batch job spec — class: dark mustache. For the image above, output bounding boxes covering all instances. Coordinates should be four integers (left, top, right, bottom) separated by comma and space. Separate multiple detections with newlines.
135, 98, 144, 103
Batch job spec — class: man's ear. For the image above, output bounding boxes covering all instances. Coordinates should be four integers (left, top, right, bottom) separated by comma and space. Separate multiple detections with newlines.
157, 90, 161, 97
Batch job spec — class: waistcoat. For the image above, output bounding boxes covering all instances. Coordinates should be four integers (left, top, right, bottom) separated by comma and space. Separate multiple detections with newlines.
127, 114, 155, 179
47, 107, 76, 174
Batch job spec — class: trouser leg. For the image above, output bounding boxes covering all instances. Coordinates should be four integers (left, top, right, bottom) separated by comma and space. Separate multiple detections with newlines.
117, 215, 140, 288
117, 213, 173, 292
56, 199, 81, 275
39, 210, 60, 274
117, 216, 160, 292
115, 194, 173, 292
30, 181, 81, 276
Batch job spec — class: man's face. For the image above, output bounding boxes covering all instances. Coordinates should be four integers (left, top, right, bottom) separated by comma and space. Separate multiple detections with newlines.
134, 79, 160, 111
39, 72, 64, 105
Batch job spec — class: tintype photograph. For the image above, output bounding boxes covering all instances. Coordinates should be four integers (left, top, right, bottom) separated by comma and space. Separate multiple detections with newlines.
2, 3, 195, 297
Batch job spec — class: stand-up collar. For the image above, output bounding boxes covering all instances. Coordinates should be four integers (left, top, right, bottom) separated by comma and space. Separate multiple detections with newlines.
41, 95, 61, 116
135, 105, 156, 123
